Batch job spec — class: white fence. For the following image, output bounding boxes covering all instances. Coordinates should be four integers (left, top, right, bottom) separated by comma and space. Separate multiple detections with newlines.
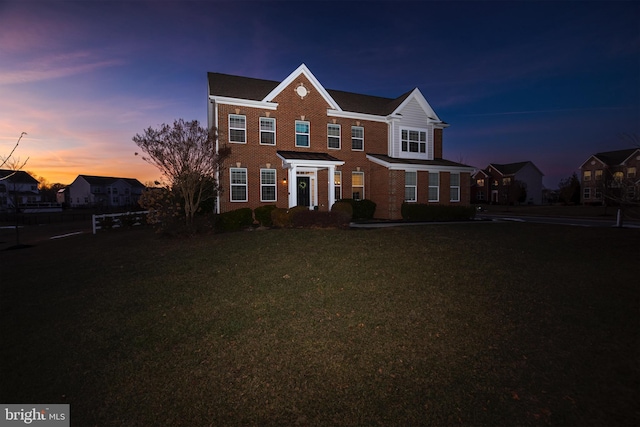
92, 211, 149, 234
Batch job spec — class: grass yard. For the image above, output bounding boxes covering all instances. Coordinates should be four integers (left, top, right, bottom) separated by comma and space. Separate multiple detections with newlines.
1, 223, 638, 426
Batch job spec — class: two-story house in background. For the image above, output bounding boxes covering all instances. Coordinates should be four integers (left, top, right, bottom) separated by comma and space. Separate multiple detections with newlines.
63, 175, 145, 208
471, 161, 544, 205
0, 169, 40, 212
208, 64, 473, 220
579, 148, 639, 205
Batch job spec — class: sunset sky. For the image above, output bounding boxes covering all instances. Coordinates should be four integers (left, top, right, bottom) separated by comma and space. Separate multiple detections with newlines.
1, 0, 638, 188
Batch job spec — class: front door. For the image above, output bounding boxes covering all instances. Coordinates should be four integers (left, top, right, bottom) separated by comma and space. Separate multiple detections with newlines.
297, 176, 310, 207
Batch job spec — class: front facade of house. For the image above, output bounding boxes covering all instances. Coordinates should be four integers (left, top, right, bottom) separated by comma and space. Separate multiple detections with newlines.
66, 175, 145, 208
579, 148, 640, 205
0, 170, 41, 212
471, 161, 544, 205
208, 64, 473, 220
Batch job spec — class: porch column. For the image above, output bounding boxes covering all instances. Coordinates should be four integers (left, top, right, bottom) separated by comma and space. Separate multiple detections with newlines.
288, 165, 297, 208
327, 165, 335, 210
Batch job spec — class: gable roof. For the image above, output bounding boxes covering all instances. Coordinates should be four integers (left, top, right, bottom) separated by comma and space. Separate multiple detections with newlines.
593, 148, 639, 166
0, 169, 39, 184
77, 175, 144, 188
488, 161, 541, 176
208, 64, 434, 118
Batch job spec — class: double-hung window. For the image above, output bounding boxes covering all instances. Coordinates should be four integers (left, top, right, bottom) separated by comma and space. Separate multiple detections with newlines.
405, 171, 417, 202
230, 168, 247, 202
450, 173, 460, 202
428, 172, 439, 202
352, 126, 364, 151
260, 117, 276, 145
260, 169, 276, 202
327, 124, 340, 149
401, 129, 427, 153
583, 170, 591, 181
334, 171, 342, 200
295, 121, 310, 147
229, 115, 246, 143
352, 171, 364, 200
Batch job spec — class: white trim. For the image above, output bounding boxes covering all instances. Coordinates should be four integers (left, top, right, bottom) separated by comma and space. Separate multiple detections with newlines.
259, 117, 276, 145
327, 109, 392, 123
392, 88, 447, 126
209, 95, 278, 110
229, 168, 248, 202
327, 123, 341, 150
366, 154, 475, 173
295, 120, 310, 148
260, 168, 277, 202
263, 64, 341, 111
229, 114, 246, 144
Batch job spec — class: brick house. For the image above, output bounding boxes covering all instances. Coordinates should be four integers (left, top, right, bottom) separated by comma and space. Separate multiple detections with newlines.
579, 148, 640, 205
207, 64, 473, 220
471, 161, 544, 205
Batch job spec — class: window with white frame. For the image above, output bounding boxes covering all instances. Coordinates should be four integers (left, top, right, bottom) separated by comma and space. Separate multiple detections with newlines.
405, 171, 417, 202
295, 121, 310, 147
401, 129, 427, 153
229, 115, 246, 143
260, 117, 275, 145
583, 187, 591, 199
230, 168, 247, 202
334, 171, 342, 201
260, 169, 276, 202
428, 172, 439, 201
352, 126, 364, 151
595, 169, 603, 180
583, 170, 591, 181
450, 173, 460, 202
594, 188, 602, 199
327, 124, 340, 149
352, 171, 364, 200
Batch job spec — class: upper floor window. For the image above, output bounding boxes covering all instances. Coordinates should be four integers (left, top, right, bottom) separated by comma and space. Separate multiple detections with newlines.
401, 129, 426, 153
230, 168, 247, 202
477, 178, 484, 187
627, 167, 636, 178
450, 173, 460, 202
352, 171, 364, 200
405, 171, 417, 202
595, 169, 603, 180
352, 126, 364, 151
502, 177, 511, 186
295, 121, 310, 147
327, 124, 341, 149
260, 117, 276, 145
613, 171, 624, 183
583, 170, 591, 181
229, 114, 246, 143
428, 172, 439, 202
260, 169, 276, 202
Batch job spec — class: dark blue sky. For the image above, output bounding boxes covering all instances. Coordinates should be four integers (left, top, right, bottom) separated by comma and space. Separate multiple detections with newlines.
1, 0, 638, 187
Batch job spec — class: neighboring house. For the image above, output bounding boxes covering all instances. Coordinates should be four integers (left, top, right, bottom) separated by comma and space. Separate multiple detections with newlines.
471, 161, 544, 205
207, 64, 474, 220
0, 169, 40, 212
65, 175, 145, 208
579, 148, 640, 205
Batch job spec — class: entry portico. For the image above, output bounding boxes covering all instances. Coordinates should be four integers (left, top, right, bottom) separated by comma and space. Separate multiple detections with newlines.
277, 151, 345, 210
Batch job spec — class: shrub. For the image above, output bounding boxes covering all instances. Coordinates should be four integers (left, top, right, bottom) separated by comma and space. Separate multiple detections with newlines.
291, 210, 351, 228
216, 208, 254, 232
331, 201, 353, 219
254, 205, 277, 227
338, 199, 376, 220
270, 206, 316, 228
138, 187, 183, 233
401, 203, 476, 221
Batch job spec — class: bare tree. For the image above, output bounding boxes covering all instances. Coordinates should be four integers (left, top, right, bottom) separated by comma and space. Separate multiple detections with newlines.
133, 119, 230, 229
1, 132, 29, 180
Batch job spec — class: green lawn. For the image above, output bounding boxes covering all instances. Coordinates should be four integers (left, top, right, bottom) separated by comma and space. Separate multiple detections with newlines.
1, 224, 638, 426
